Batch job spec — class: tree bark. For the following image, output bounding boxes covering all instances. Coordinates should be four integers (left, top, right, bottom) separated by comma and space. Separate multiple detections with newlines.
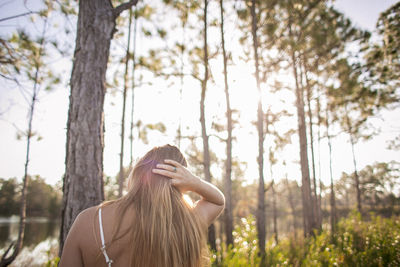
219, 0, 233, 248
250, 0, 266, 260
200, 0, 216, 251
60, 0, 138, 254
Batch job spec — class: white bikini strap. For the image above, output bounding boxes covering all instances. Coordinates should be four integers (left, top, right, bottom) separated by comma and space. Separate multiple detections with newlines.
99, 208, 113, 267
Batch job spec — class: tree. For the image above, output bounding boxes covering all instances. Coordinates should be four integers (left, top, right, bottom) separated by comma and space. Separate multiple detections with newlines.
284, 175, 301, 241
249, 0, 267, 259
300, 58, 321, 229
160, 0, 194, 148
265, 106, 295, 244
219, 0, 234, 247
278, 0, 368, 234
361, 2, 400, 99
26, 176, 62, 218
118, 7, 134, 197
328, 58, 383, 214
337, 161, 400, 216
237, 0, 279, 257
0, 3, 59, 263
325, 100, 337, 235
199, 0, 217, 251
129, 7, 139, 165
289, 38, 315, 237
60, 0, 139, 253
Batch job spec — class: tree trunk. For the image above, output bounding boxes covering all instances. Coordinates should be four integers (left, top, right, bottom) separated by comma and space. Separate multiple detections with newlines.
316, 91, 323, 228
1, 17, 47, 267
118, 8, 134, 197
250, 0, 266, 260
325, 105, 336, 235
176, 4, 188, 149
285, 176, 298, 241
219, 0, 233, 248
290, 47, 315, 237
302, 60, 320, 230
344, 104, 362, 214
267, 133, 277, 244
271, 182, 278, 244
129, 9, 138, 165
200, 0, 216, 251
60, 0, 138, 254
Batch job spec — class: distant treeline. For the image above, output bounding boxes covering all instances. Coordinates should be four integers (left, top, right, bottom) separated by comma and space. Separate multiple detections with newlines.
0, 176, 61, 218
200, 160, 400, 241
1, 159, 399, 225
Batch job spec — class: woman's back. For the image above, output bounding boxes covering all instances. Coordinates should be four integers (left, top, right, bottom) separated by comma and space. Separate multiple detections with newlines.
67, 203, 137, 267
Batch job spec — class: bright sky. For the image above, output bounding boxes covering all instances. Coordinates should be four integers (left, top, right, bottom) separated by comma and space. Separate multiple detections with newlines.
0, 0, 399, 187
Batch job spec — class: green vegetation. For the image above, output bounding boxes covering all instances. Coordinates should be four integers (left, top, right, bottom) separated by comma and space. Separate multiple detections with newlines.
0, 176, 61, 218
212, 213, 400, 267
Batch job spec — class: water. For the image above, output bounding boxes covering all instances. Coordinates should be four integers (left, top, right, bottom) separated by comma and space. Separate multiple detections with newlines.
0, 217, 60, 266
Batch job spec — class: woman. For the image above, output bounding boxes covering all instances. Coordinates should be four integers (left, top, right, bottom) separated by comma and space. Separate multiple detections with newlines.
59, 144, 225, 267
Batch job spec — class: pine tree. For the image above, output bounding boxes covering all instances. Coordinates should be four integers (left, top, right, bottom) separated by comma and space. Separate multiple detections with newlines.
60, 0, 139, 253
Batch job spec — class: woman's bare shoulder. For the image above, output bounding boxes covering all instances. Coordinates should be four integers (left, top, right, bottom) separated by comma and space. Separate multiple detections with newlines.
75, 206, 98, 225
69, 206, 100, 240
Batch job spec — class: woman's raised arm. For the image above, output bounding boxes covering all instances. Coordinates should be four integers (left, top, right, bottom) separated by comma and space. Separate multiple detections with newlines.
152, 159, 225, 225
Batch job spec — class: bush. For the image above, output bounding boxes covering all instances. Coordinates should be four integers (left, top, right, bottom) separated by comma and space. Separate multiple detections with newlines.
212, 216, 261, 266
303, 212, 400, 267
213, 213, 400, 267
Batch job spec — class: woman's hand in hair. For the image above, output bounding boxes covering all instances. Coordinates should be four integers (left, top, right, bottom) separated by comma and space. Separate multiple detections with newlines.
153, 159, 225, 226
152, 159, 200, 193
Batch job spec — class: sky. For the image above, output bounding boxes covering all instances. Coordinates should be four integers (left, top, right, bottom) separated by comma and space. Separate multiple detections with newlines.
0, 0, 399, 187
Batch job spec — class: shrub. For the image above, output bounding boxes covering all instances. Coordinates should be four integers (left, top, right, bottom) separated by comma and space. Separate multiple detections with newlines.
213, 213, 400, 267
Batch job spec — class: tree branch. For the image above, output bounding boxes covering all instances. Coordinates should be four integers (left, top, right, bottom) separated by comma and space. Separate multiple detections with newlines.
0, 11, 36, 23
0, 73, 20, 85
113, 0, 139, 18
209, 133, 226, 142
264, 181, 273, 193
0, 241, 16, 266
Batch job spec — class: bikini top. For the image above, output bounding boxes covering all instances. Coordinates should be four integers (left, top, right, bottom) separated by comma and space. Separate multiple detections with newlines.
99, 208, 113, 267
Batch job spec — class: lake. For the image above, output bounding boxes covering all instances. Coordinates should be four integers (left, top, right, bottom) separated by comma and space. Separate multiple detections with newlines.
0, 216, 60, 266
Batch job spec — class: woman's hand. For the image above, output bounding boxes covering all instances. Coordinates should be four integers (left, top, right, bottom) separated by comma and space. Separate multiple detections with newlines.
153, 159, 225, 225
152, 159, 200, 193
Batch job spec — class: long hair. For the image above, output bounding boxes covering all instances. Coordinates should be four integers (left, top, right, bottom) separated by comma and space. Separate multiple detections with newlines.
104, 144, 208, 267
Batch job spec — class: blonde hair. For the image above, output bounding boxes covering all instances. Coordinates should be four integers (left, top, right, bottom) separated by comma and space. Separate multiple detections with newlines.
103, 144, 208, 267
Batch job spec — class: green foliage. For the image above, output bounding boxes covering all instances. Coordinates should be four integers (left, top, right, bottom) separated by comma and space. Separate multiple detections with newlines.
213, 214, 400, 267
0, 0, 67, 89
26, 176, 62, 218
0, 178, 19, 216
45, 256, 60, 267
362, 2, 400, 94
336, 161, 400, 213
0, 176, 62, 218
104, 175, 119, 201
136, 120, 167, 144
212, 216, 261, 266
303, 212, 400, 267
